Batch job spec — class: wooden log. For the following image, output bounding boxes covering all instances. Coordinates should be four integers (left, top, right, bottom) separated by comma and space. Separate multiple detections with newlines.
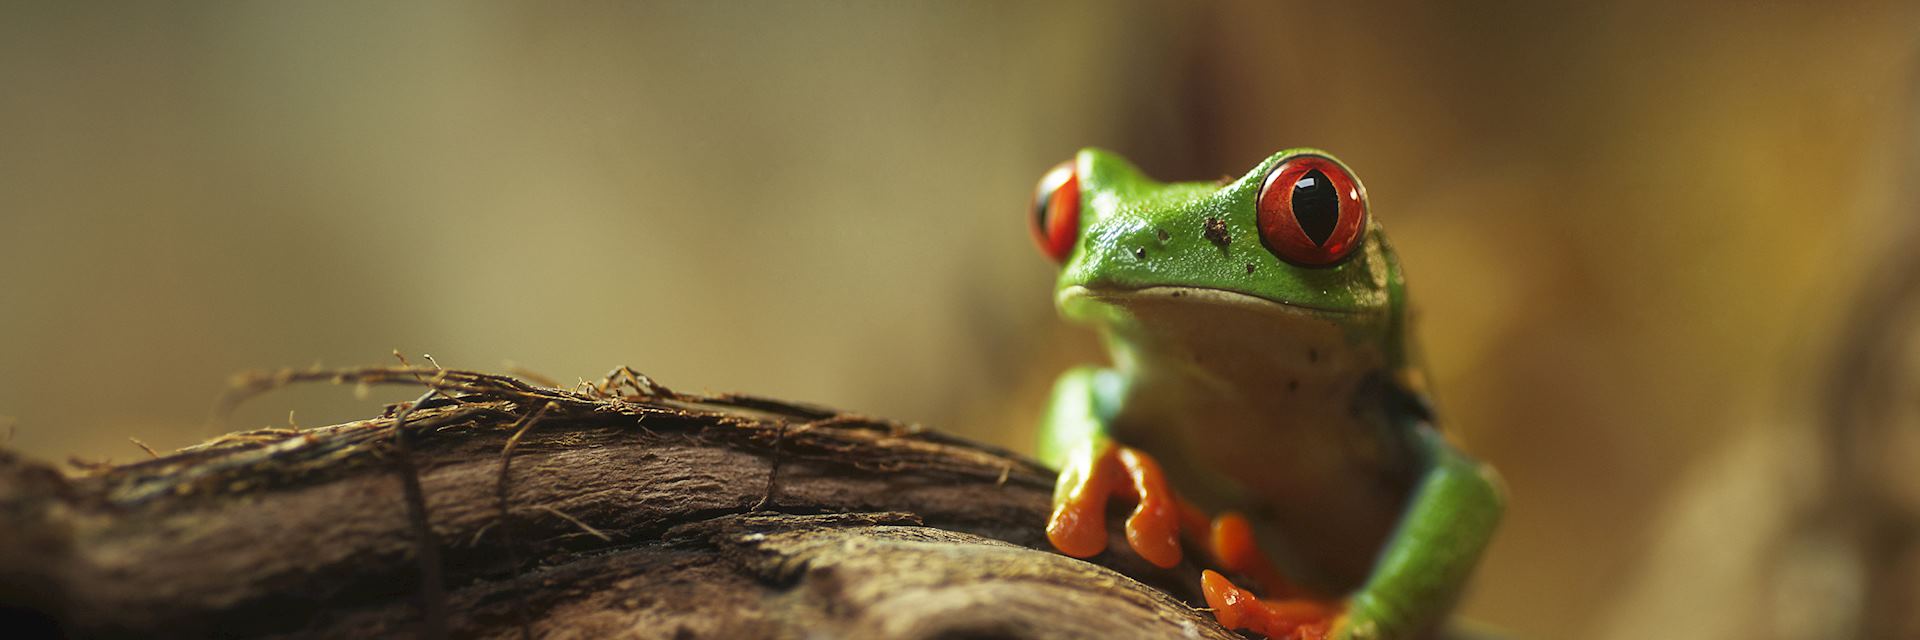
0, 366, 1233, 639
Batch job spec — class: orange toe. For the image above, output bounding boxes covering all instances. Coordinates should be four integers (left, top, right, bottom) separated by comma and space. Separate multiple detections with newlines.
1210, 512, 1261, 569
1046, 495, 1109, 558
1209, 512, 1306, 599
1202, 570, 1340, 640
1202, 570, 1250, 629
1116, 447, 1183, 568
1047, 441, 1122, 558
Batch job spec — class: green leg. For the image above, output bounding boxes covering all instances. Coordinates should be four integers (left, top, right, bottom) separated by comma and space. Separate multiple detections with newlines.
1035, 366, 1120, 469
1340, 427, 1505, 640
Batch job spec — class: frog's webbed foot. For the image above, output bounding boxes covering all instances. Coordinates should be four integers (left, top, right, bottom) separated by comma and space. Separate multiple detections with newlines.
1045, 441, 1184, 568
1203, 570, 1344, 640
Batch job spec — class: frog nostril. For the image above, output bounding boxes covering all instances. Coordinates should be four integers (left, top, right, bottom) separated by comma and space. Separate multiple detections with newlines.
1132, 247, 1147, 260
1155, 228, 1170, 243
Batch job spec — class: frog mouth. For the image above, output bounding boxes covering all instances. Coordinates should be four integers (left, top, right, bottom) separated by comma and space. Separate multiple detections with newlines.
1058, 285, 1356, 316
1057, 284, 1383, 379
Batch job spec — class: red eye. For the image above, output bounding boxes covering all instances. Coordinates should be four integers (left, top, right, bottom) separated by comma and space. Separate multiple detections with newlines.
1030, 161, 1080, 263
1256, 154, 1367, 267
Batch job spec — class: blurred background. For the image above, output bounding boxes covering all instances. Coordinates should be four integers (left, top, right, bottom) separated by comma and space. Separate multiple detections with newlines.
4, 2, 1919, 638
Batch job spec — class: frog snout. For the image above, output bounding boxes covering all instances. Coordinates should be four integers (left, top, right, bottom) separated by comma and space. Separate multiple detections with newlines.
1075, 215, 1237, 279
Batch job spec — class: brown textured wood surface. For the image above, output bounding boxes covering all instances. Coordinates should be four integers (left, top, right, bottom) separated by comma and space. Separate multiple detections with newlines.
0, 367, 1236, 639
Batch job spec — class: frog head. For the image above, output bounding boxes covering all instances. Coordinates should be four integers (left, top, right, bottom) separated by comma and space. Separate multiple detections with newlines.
1031, 148, 1410, 371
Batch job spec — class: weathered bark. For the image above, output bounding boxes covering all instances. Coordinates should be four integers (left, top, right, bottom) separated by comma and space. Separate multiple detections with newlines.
0, 367, 1235, 639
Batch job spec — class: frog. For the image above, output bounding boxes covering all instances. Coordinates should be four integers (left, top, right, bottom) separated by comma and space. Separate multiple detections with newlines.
1028, 148, 1504, 640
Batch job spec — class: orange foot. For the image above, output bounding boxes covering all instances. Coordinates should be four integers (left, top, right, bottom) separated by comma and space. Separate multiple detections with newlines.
1045, 442, 1184, 568
1202, 570, 1342, 640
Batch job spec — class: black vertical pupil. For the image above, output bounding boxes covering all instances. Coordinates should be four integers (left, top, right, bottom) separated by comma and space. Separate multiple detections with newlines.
1032, 186, 1054, 233
1291, 169, 1338, 246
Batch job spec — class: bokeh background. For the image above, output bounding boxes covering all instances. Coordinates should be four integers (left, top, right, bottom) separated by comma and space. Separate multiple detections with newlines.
4, 2, 1919, 638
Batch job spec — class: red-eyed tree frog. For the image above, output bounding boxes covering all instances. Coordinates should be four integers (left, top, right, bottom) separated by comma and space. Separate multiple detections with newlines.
1029, 148, 1504, 640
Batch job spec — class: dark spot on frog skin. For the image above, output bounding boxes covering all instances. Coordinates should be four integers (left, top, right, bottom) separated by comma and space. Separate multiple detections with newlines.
1155, 228, 1171, 243
1307, 348, 1319, 363
1287, 379, 1299, 393
1171, 290, 1183, 298
1132, 247, 1147, 260
1203, 216, 1231, 248
1245, 263, 1256, 274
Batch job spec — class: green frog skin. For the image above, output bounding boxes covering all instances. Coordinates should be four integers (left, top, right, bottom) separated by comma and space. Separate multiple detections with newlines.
1029, 148, 1504, 640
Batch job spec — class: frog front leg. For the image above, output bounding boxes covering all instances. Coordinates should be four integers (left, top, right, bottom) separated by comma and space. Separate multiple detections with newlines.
1203, 427, 1505, 640
1037, 367, 1187, 569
